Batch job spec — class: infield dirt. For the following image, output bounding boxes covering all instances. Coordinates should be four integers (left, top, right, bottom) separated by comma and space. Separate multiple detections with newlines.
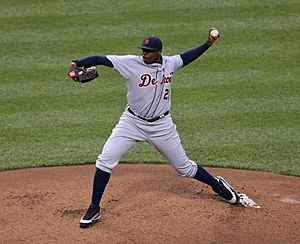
0, 164, 299, 243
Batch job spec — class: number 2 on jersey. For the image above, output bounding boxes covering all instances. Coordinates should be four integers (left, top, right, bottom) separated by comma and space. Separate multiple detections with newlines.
163, 89, 170, 100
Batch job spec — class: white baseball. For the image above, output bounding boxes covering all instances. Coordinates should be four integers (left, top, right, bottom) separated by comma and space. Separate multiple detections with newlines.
210, 29, 219, 38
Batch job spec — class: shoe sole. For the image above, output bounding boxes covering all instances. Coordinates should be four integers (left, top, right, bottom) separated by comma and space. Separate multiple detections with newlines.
80, 212, 100, 228
216, 176, 239, 204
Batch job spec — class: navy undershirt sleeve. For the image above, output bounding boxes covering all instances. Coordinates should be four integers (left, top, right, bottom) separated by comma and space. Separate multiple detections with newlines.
180, 42, 211, 67
73, 55, 114, 68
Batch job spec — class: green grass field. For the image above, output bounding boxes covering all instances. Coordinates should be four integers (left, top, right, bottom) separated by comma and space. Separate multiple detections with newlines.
1, 0, 299, 175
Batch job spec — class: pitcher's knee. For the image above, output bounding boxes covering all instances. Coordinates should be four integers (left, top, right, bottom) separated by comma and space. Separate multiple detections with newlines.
175, 160, 198, 178
95, 154, 118, 174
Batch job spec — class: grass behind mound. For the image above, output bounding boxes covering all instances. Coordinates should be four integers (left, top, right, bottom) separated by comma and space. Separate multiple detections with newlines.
0, 0, 299, 175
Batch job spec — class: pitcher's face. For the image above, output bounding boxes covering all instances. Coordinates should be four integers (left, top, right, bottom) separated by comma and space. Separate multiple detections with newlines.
142, 49, 162, 64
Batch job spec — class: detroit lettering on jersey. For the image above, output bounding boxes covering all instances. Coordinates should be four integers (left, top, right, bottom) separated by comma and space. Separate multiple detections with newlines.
107, 54, 183, 118
138, 73, 173, 87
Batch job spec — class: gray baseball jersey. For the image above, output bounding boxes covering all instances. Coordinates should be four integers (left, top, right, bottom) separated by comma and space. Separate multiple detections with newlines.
106, 54, 182, 118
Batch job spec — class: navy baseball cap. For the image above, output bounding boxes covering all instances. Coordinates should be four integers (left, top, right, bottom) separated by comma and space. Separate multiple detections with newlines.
140, 36, 163, 51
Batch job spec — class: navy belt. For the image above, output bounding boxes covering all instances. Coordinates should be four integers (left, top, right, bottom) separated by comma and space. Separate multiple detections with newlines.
128, 108, 169, 122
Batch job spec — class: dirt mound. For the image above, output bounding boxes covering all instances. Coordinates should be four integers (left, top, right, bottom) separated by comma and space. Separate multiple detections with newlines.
0, 164, 299, 243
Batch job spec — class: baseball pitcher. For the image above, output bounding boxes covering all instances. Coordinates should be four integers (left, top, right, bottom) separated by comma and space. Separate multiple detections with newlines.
69, 28, 241, 228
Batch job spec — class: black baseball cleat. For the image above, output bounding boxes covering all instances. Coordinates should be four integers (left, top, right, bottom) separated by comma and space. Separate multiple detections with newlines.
213, 176, 239, 204
80, 205, 100, 228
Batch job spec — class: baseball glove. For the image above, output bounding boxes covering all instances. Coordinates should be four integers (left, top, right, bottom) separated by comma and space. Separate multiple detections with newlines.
68, 66, 99, 83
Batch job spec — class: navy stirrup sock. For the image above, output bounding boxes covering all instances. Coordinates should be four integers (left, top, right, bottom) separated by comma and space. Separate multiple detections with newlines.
91, 168, 111, 207
193, 164, 218, 190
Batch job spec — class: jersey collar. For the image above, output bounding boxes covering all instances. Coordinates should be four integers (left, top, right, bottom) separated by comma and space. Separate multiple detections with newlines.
142, 55, 163, 68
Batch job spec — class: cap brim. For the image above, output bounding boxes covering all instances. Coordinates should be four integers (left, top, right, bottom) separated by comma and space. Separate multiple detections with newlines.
139, 45, 161, 51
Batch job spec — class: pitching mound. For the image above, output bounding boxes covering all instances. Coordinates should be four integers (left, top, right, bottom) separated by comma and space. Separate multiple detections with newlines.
0, 164, 299, 243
